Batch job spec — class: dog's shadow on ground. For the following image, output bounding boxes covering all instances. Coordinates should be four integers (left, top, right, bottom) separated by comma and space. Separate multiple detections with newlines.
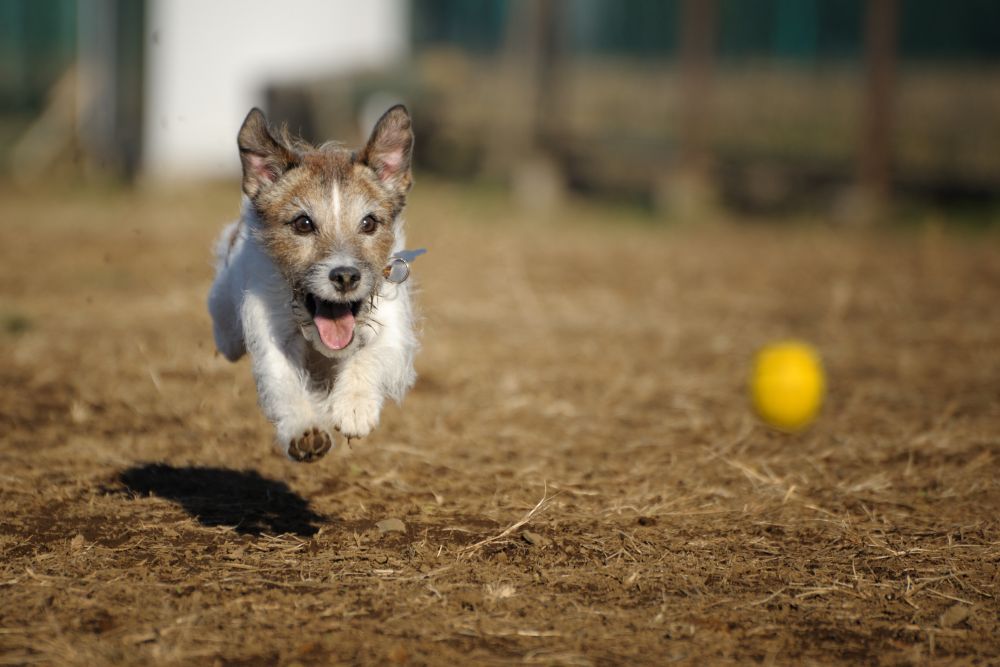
118, 464, 323, 537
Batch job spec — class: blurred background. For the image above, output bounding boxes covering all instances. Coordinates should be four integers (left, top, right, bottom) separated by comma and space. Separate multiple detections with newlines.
2, 0, 1000, 223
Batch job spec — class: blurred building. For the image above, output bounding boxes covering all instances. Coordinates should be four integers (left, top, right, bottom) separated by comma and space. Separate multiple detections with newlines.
144, 0, 407, 179
0, 0, 407, 182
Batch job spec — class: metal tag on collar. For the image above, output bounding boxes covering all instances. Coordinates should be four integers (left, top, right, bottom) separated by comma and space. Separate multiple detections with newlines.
383, 248, 427, 284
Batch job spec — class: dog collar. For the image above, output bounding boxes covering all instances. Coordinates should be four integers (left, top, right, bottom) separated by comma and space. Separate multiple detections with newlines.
383, 248, 427, 284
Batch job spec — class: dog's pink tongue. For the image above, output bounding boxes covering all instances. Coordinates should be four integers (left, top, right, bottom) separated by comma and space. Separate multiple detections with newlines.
313, 305, 355, 350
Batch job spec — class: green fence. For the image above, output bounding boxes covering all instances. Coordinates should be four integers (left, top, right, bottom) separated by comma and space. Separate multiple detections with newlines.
412, 0, 1000, 63
0, 0, 77, 114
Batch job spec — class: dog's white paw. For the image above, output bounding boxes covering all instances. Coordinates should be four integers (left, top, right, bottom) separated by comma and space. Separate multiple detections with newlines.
330, 390, 382, 440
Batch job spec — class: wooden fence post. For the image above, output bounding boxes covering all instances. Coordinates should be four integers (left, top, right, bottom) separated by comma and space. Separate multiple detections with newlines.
668, 0, 717, 218
858, 0, 898, 220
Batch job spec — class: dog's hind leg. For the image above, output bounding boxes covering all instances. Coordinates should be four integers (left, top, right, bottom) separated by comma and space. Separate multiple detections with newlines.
208, 278, 246, 362
208, 222, 247, 361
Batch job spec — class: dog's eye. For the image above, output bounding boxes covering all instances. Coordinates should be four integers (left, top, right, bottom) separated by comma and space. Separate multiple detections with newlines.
290, 215, 315, 235
359, 214, 379, 235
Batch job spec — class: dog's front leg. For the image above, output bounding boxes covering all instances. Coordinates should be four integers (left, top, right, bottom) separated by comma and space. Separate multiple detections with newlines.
328, 347, 386, 440
328, 297, 416, 440
241, 293, 333, 462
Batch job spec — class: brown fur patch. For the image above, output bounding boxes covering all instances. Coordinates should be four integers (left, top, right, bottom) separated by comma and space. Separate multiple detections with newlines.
238, 108, 412, 289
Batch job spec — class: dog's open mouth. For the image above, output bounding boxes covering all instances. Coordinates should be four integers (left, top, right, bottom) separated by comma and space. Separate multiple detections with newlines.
304, 294, 364, 351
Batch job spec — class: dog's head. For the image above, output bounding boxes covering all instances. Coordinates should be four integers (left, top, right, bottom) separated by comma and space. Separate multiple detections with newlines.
237, 105, 413, 357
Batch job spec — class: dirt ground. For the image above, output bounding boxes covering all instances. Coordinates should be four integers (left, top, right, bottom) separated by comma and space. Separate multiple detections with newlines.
1, 181, 998, 666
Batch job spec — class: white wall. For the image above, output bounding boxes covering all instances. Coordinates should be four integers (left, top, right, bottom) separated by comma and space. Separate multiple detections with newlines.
143, 0, 408, 180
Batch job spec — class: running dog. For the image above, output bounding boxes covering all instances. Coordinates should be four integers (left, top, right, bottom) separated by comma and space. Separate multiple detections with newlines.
208, 106, 418, 462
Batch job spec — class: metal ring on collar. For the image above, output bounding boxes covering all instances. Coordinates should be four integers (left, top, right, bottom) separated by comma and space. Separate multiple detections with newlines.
383, 257, 411, 284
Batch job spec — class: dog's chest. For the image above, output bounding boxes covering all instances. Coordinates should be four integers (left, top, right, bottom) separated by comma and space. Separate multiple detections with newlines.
302, 346, 343, 392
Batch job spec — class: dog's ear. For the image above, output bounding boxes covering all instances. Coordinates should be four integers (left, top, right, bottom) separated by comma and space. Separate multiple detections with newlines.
238, 108, 298, 198
359, 105, 413, 194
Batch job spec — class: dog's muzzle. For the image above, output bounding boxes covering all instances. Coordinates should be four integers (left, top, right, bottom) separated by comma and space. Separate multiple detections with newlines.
291, 287, 367, 357
305, 293, 363, 351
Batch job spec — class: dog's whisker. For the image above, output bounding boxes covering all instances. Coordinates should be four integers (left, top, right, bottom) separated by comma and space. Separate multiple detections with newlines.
360, 318, 383, 334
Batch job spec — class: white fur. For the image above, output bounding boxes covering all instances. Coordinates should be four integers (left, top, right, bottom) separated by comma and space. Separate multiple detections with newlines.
208, 200, 417, 458
331, 182, 342, 224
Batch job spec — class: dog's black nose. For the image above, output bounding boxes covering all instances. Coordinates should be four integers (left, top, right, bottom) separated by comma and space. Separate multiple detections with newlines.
329, 266, 361, 291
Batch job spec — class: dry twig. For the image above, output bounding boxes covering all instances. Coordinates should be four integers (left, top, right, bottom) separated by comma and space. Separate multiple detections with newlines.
458, 485, 556, 557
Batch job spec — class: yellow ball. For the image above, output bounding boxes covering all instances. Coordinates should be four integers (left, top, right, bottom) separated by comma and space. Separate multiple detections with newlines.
750, 341, 825, 432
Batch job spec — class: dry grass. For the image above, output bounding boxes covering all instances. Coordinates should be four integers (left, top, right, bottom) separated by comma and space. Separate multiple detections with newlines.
0, 180, 998, 665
